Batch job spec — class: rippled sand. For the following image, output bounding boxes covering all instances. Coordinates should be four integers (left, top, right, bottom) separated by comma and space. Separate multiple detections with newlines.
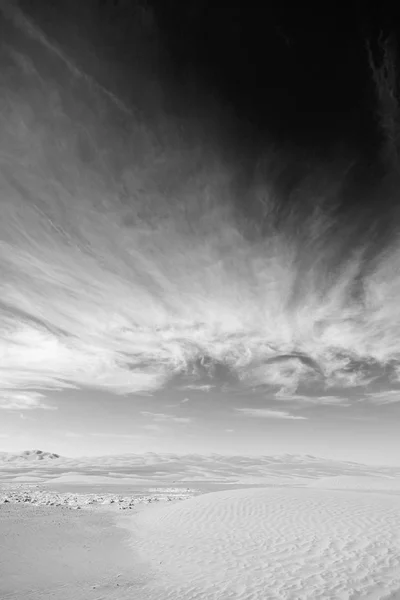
125, 487, 400, 599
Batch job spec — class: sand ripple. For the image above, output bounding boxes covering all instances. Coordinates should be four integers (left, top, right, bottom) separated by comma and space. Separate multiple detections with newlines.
129, 487, 400, 599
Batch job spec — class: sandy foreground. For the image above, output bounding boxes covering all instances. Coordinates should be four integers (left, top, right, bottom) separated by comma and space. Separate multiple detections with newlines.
123, 487, 400, 600
0, 488, 194, 600
0, 503, 151, 600
2, 486, 400, 600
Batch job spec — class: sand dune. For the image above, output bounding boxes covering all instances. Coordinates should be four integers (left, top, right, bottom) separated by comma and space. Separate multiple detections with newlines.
0, 450, 61, 463
126, 487, 400, 599
2, 451, 400, 486
308, 475, 400, 492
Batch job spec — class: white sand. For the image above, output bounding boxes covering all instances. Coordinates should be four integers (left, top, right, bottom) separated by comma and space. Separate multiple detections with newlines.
2, 484, 400, 599
0, 503, 150, 600
125, 487, 400, 599
0, 488, 194, 600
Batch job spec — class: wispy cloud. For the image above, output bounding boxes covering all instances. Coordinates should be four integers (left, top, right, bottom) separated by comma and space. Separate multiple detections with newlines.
0, 391, 56, 411
0, 2, 400, 408
235, 408, 308, 420
183, 385, 215, 392
275, 392, 350, 406
363, 390, 400, 405
19, 413, 35, 421
141, 411, 192, 424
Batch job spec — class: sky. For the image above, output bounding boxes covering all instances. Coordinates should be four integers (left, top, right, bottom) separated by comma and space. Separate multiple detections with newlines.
1, 0, 400, 465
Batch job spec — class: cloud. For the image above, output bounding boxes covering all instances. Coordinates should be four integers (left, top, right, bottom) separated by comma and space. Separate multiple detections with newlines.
363, 391, 400, 405
141, 411, 192, 424
182, 385, 215, 392
0, 391, 56, 411
1, 1, 400, 407
235, 408, 308, 420
275, 392, 350, 406
19, 413, 35, 421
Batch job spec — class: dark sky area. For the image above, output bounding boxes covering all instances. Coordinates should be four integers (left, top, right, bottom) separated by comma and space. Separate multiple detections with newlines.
154, 2, 372, 143
6, 0, 400, 310
87, 0, 400, 256
18, 0, 391, 155
121, 1, 393, 153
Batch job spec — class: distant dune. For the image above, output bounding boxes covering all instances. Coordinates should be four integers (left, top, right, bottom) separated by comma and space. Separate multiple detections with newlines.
1, 451, 400, 489
308, 474, 400, 491
0, 450, 61, 462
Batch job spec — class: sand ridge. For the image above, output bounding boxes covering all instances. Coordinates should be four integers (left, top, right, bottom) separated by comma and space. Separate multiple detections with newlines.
126, 486, 400, 599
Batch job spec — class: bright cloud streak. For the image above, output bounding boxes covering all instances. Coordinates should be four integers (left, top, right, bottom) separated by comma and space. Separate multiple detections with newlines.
275, 393, 351, 406
364, 391, 400, 405
141, 411, 192, 424
235, 408, 308, 420
0, 391, 56, 410
0, 2, 400, 409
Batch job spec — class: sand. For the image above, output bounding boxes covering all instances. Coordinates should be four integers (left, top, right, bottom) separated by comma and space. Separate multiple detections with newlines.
0, 486, 194, 600
0, 503, 151, 600
123, 487, 400, 599
2, 485, 400, 599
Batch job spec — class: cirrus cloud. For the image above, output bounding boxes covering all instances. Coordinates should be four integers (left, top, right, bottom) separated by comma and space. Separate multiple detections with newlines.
0, 2, 400, 409
235, 408, 308, 420
0, 391, 56, 411
140, 411, 192, 424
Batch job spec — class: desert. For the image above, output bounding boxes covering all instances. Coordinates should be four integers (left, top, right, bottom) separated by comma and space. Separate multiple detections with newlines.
1, 451, 400, 600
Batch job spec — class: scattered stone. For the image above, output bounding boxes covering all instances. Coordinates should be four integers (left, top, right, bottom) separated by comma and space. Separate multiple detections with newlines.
0, 487, 197, 510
